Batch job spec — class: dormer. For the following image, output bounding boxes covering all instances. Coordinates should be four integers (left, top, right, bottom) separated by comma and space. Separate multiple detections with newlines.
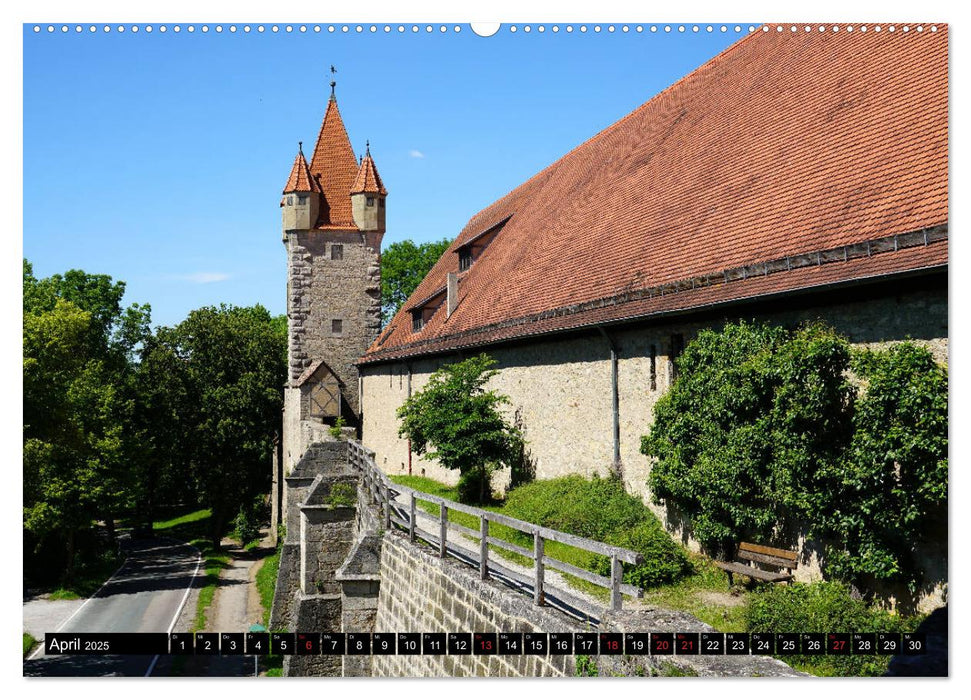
408, 287, 447, 333
454, 216, 511, 273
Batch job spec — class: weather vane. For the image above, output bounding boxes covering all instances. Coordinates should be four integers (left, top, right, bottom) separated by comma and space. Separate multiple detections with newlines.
329, 65, 337, 96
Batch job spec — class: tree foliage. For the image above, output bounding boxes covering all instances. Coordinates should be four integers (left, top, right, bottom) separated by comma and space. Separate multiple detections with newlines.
396, 354, 522, 503
140, 304, 287, 545
380, 238, 451, 325
641, 321, 947, 590
23, 261, 150, 578
816, 344, 948, 586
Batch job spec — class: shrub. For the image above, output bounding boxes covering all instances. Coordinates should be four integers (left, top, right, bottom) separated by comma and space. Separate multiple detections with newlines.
328, 416, 345, 439
641, 322, 947, 591
642, 321, 853, 557
233, 497, 264, 545
328, 482, 356, 508
817, 344, 948, 588
593, 521, 692, 588
502, 475, 691, 589
746, 581, 918, 676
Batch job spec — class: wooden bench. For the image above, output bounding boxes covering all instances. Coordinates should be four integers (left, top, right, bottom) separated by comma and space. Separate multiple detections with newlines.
715, 542, 798, 586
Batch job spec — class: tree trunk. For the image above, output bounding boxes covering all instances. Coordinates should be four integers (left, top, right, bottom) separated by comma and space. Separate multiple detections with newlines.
64, 529, 76, 584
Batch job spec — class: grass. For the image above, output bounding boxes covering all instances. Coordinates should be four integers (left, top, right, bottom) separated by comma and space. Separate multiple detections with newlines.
23, 633, 38, 658
641, 555, 753, 632
255, 544, 284, 675
153, 509, 211, 531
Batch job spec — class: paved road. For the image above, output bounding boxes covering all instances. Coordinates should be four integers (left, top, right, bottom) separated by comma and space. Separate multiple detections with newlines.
24, 537, 201, 677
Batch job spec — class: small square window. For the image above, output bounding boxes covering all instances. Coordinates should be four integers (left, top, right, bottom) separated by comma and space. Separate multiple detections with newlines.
366, 197, 375, 207
331, 244, 343, 261
332, 319, 343, 335
297, 195, 307, 205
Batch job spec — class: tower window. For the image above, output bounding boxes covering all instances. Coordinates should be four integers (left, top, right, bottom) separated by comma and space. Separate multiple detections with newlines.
459, 247, 473, 272
286, 195, 293, 205
366, 197, 375, 207
297, 195, 307, 205
331, 244, 343, 261
332, 319, 343, 336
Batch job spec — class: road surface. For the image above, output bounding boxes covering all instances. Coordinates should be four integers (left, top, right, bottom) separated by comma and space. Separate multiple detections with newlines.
24, 537, 201, 677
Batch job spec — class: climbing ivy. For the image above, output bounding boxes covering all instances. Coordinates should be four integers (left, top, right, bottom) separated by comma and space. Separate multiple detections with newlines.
641, 321, 947, 590
816, 344, 948, 588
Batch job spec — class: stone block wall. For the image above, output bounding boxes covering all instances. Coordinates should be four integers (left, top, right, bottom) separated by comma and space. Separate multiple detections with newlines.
372, 531, 584, 677
285, 229, 381, 419
371, 531, 802, 678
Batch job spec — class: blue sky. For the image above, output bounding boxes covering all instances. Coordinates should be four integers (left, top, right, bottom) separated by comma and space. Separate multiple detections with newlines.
24, 23, 754, 326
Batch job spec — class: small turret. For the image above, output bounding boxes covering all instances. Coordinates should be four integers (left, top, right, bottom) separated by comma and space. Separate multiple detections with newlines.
350, 141, 387, 233
281, 142, 321, 233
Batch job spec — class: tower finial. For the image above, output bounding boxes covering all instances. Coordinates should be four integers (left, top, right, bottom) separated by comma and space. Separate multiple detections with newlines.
329, 64, 337, 98
298, 140, 303, 155
365, 140, 370, 157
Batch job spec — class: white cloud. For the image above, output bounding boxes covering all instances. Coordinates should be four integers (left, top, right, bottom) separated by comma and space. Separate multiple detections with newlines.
179, 272, 230, 284
409, 149, 425, 159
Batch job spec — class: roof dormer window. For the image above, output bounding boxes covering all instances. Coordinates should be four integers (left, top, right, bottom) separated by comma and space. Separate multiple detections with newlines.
411, 309, 424, 332
459, 247, 473, 272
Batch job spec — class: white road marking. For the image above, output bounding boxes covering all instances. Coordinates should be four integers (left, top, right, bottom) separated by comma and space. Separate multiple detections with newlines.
145, 542, 202, 677
26, 557, 130, 661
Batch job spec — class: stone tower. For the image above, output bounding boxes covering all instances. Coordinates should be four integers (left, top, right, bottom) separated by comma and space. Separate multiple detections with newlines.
280, 88, 386, 473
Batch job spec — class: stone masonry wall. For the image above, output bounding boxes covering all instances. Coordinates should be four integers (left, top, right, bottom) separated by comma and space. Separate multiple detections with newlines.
286, 229, 381, 419
371, 531, 801, 678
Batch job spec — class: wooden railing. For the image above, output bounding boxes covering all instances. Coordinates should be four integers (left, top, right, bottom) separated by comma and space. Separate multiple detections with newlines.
347, 440, 644, 613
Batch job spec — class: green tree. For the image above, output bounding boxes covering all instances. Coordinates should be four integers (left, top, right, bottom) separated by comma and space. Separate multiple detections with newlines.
143, 304, 287, 546
23, 261, 150, 579
397, 354, 523, 503
380, 238, 451, 325
641, 321, 947, 591
641, 322, 854, 556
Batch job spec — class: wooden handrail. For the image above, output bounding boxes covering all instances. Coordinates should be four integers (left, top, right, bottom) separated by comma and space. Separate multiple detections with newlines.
346, 439, 643, 612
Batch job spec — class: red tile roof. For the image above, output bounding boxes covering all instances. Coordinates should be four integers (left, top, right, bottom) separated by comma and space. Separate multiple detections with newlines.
282, 149, 321, 194
308, 96, 361, 228
351, 152, 388, 195
362, 27, 948, 365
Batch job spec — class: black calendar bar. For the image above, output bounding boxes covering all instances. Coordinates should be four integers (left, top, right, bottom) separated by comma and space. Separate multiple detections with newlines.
39, 631, 926, 655
44, 633, 169, 655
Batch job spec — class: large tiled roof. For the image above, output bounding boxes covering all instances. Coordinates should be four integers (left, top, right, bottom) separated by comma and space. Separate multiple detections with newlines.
308, 96, 361, 228
362, 27, 948, 365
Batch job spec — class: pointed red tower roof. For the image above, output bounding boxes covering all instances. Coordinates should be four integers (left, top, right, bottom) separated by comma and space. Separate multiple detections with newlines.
282, 143, 321, 194
351, 143, 388, 196
308, 95, 360, 228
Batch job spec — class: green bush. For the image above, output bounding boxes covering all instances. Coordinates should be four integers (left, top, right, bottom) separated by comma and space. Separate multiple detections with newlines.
233, 497, 263, 545
817, 344, 948, 588
328, 416, 345, 439
593, 521, 692, 588
641, 321, 947, 590
502, 475, 690, 589
328, 482, 356, 508
746, 581, 918, 676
